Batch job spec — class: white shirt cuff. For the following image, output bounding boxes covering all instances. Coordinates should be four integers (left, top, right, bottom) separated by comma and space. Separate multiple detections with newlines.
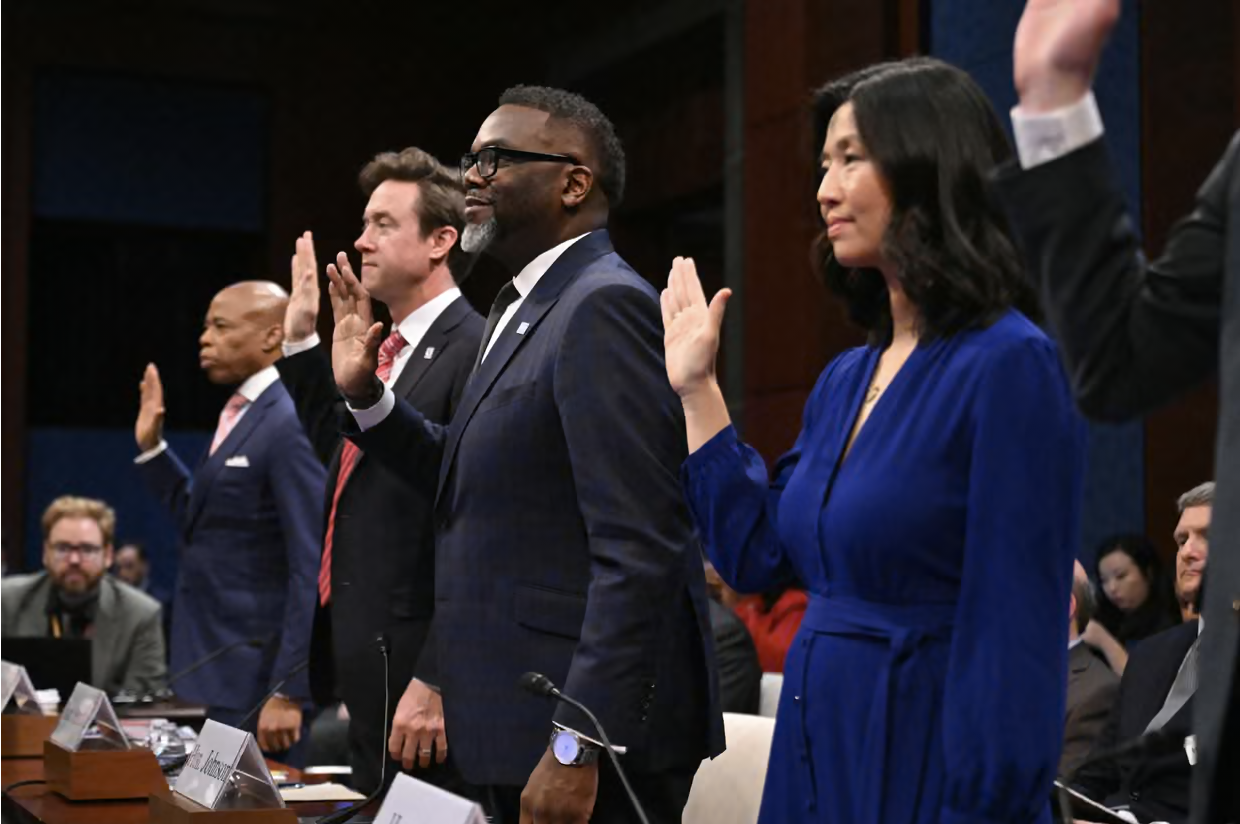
1010, 92, 1105, 169
134, 440, 169, 464
282, 332, 321, 357
347, 385, 395, 431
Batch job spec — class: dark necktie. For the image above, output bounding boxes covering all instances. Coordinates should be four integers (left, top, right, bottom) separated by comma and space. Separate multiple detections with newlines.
473, 281, 522, 373
1145, 635, 1201, 733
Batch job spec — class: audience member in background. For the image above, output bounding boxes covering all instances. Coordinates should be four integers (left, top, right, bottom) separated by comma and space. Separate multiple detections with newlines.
277, 147, 483, 796
1070, 570, 1209, 824
1085, 533, 1179, 675
703, 561, 762, 714
134, 281, 324, 764
666, 58, 1085, 824
1061, 560, 1120, 778
1172, 482, 1212, 622
112, 541, 171, 607
1, 496, 166, 695
704, 564, 807, 674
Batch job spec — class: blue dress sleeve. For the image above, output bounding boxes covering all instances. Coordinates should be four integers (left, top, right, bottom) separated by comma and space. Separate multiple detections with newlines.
680, 359, 840, 594
939, 338, 1087, 824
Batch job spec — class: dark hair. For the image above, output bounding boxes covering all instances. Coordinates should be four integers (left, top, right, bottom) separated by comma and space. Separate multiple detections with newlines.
811, 57, 1039, 343
1093, 533, 1179, 645
117, 541, 148, 562
498, 85, 626, 207
358, 147, 470, 278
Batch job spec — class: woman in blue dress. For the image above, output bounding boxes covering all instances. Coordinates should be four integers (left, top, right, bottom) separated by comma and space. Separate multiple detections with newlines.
662, 58, 1086, 824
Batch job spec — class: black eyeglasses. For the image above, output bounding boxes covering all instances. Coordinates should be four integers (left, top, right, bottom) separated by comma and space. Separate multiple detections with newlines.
460, 146, 580, 182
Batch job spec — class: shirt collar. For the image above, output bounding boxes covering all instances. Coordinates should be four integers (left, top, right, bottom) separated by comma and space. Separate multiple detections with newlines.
236, 364, 280, 403
1067, 637, 1084, 651
395, 287, 462, 348
511, 232, 591, 299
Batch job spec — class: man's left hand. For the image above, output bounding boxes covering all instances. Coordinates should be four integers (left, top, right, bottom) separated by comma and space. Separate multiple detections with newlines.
520, 747, 599, 824
257, 695, 303, 754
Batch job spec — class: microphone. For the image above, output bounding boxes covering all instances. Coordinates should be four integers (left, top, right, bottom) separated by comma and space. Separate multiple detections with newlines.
236, 659, 313, 733
518, 672, 650, 824
160, 636, 272, 696
316, 633, 391, 824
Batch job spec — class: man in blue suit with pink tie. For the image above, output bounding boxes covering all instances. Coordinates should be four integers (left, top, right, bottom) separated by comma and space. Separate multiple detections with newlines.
134, 281, 324, 763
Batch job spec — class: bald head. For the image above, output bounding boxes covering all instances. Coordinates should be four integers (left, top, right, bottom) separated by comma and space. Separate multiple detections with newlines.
1070, 560, 1095, 638
199, 281, 289, 385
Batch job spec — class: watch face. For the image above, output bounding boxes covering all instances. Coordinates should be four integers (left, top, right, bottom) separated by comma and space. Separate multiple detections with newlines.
552, 731, 580, 765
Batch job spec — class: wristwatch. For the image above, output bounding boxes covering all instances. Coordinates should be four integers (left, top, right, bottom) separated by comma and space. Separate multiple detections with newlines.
549, 728, 600, 767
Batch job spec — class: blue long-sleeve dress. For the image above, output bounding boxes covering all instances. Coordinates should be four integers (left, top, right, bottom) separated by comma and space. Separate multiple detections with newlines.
682, 310, 1086, 824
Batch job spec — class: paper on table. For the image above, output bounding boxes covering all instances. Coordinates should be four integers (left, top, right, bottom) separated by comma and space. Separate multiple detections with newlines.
280, 783, 366, 802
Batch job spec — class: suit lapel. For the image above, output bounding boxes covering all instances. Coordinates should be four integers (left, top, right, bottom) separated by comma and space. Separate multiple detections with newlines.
435, 231, 615, 502
187, 385, 280, 528
91, 580, 118, 688
391, 296, 472, 402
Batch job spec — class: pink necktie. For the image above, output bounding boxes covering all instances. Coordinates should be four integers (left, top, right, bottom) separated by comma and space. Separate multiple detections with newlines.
209, 393, 249, 455
319, 329, 409, 605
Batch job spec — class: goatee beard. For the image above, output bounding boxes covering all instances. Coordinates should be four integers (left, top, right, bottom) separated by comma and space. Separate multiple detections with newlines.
462, 218, 498, 254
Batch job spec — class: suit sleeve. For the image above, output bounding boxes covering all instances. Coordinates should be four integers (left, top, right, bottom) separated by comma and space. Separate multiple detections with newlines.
1059, 670, 1120, 778
993, 135, 1231, 421
548, 282, 704, 743
124, 604, 169, 695
276, 345, 347, 467
1071, 674, 1127, 800
343, 398, 449, 498
267, 420, 326, 699
136, 448, 197, 533
939, 339, 1087, 824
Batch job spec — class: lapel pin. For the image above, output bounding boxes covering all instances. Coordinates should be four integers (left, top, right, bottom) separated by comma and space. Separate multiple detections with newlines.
424, 347, 435, 359
516, 321, 530, 335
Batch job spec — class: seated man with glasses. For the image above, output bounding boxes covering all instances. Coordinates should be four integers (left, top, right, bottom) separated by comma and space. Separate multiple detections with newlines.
2, 495, 167, 695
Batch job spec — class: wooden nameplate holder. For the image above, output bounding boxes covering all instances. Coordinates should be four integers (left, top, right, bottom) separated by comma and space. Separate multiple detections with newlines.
147, 785, 297, 823
1, 714, 59, 757
43, 738, 167, 800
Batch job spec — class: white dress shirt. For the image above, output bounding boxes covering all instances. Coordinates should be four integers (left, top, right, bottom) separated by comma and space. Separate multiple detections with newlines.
350, 234, 589, 431
134, 364, 281, 463
1010, 92, 1105, 170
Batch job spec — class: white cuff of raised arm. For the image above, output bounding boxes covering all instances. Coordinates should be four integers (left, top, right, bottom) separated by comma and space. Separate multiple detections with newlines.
347, 385, 395, 431
1011, 92, 1104, 169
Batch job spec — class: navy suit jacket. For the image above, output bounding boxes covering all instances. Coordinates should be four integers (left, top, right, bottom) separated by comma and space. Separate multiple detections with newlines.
138, 378, 324, 711
348, 230, 725, 786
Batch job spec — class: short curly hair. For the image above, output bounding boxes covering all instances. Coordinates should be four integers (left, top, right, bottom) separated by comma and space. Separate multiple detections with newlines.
42, 496, 116, 547
498, 85, 626, 207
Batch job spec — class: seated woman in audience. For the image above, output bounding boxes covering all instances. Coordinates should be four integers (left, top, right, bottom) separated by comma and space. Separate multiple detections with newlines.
1083, 533, 1180, 674
663, 57, 1085, 824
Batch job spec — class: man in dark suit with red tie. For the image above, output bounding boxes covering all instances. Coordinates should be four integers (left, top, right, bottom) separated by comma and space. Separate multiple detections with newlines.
326, 86, 723, 824
276, 148, 483, 795
999, 3, 1239, 820
135, 281, 324, 762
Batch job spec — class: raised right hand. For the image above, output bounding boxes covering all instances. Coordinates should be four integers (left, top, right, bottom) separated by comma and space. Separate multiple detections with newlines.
325, 252, 385, 403
661, 256, 731, 399
1013, 0, 1120, 113
135, 363, 166, 452
285, 230, 321, 344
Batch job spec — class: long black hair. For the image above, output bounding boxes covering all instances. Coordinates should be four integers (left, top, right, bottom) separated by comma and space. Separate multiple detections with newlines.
1093, 533, 1180, 646
811, 57, 1039, 343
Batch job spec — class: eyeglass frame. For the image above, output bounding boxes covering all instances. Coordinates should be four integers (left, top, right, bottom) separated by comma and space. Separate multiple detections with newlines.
47, 542, 107, 558
460, 146, 581, 183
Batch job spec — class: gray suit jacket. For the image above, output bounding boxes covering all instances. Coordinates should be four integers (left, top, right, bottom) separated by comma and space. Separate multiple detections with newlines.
1, 573, 167, 694
1060, 642, 1120, 778
994, 135, 1240, 822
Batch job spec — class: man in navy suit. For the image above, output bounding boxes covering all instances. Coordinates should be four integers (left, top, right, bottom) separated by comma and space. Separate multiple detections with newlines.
134, 281, 324, 761
327, 87, 724, 823
277, 147, 484, 795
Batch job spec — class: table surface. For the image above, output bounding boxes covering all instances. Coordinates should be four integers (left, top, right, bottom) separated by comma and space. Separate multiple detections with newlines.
1, 755, 371, 824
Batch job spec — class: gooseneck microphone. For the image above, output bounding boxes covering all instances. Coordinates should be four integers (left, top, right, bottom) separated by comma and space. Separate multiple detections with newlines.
236, 658, 313, 732
518, 672, 651, 824
317, 633, 392, 824
162, 635, 273, 693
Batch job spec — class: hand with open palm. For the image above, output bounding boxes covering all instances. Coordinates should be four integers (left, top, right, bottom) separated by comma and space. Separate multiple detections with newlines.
660, 256, 732, 399
1014, 0, 1120, 113
325, 252, 385, 403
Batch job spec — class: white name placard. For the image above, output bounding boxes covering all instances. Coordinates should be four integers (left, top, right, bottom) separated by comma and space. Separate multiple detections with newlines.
375, 773, 486, 824
174, 719, 284, 810
0, 661, 40, 715
50, 682, 128, 751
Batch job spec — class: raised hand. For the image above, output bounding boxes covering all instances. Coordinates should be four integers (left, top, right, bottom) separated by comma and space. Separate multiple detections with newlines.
661, 256, 731, 399
135, 363, 166, 452
1013, 0, 1120, 113
285, 231, 321, 344
325, 251, 385, 403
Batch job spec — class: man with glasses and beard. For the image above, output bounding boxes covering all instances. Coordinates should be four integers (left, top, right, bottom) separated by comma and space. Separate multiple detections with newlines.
326, 86, 723, 823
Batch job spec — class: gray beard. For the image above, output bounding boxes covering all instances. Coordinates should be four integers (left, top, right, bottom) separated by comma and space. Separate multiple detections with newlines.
461, 218, 498, 254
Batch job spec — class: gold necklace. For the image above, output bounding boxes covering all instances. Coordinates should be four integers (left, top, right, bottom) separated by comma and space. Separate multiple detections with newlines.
865, 383, 882, 404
